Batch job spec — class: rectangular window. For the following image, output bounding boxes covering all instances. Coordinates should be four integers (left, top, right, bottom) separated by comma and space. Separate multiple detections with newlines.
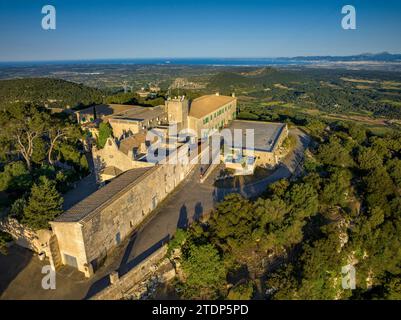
152, 195, 157, 210
116, 232, 121, 245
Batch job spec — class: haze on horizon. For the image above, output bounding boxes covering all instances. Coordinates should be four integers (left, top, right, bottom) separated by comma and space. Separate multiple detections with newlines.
0, 0, 401, 62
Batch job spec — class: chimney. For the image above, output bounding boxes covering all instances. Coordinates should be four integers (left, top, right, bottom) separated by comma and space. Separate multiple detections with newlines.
232, 92, 236, 98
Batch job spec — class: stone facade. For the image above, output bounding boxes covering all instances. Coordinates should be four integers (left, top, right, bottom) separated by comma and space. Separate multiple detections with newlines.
48, 221, 90, 274
108, 119, 142, 138
93, 137, 154, 182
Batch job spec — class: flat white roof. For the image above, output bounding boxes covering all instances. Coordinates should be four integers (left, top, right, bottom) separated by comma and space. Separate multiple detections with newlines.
225, 120, 286, 153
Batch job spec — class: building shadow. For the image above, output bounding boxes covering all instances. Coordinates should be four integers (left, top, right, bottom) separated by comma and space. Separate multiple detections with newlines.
119, 235, 169, 276
118, 232, 137, 269
0, 244, 34, 296
85, 235, 169, 299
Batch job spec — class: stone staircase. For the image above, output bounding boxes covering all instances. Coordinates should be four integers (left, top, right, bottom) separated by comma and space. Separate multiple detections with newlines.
48, 234, 62, 269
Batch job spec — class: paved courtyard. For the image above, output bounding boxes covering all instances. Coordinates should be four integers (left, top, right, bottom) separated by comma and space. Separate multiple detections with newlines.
0, 245, 91, 300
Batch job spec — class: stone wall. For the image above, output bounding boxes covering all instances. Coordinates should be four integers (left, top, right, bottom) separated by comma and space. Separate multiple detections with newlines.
253, 149, 277, 166
109, 119, 141, 139
90, 245, 174, 300
273, 124, 289, 153
0, 217, 52, 254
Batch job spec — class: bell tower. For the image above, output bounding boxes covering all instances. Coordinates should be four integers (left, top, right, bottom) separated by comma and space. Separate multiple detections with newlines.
165, 96, 189, 130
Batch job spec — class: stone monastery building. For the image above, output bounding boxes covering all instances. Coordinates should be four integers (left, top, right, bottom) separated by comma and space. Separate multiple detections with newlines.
44, 93, 287, 277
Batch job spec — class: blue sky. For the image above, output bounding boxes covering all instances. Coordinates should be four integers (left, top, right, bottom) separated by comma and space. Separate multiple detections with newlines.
0, 0, 400, 61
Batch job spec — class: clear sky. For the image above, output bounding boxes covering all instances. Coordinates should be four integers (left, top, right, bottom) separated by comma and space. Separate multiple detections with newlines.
0, 0, 400, 61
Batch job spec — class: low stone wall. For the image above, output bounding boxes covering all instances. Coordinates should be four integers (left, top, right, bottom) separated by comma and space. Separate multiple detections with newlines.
0, 217, 52, 254
200, 162, 220, 183
90, 245, 175, 300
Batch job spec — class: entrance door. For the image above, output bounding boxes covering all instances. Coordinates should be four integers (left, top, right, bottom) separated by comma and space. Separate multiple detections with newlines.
63, 253, 78, 268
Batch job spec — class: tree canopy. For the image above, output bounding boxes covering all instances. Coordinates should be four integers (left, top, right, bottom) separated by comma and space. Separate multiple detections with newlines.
170, 119, 401, 300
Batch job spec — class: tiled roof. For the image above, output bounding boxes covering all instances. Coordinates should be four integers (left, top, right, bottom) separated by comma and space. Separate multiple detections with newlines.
76, 104, 137, 117
110, 105, 166, 122
55, 167, 154, 223
189, 95, 236, 119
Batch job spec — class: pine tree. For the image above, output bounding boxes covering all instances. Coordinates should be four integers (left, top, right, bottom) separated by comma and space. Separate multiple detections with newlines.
22, 177, 63, 230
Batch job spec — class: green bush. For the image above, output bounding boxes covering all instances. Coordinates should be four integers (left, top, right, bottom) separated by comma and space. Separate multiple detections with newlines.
227, 282, 254, 300
0, 231, 13, 255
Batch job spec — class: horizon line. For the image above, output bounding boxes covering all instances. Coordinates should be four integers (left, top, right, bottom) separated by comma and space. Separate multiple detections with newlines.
0, 52, 399, 64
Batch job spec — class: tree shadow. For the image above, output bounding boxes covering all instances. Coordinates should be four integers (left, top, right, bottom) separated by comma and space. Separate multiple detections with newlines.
193, 202, 203, 221
177, 204, 188, 229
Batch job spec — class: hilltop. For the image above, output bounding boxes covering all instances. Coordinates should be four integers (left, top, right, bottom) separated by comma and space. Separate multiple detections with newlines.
0, 78, 104, 110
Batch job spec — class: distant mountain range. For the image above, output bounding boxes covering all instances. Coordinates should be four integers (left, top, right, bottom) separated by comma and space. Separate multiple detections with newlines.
284, 52, 401, 62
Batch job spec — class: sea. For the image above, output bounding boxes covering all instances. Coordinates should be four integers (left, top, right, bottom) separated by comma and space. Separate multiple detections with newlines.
0, 58, 312, 67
